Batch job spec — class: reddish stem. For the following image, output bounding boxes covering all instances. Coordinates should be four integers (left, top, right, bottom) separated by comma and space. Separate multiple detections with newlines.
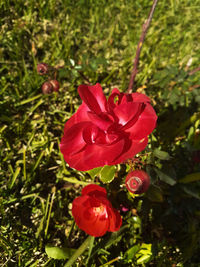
188, 66, 200, 76
127, 0, 159, 93
77, 70, 91, 84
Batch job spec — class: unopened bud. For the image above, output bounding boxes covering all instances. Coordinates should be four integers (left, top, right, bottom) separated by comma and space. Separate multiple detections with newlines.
42, 81, 53, 94
125, 170, 150, 194
37, 63, 49, 75
50, 80, 60, 92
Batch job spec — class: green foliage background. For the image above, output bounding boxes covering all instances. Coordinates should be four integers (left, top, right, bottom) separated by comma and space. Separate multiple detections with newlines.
0, 0, 200, 266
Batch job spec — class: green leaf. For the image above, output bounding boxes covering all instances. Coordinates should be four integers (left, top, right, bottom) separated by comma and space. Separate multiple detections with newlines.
154, 168, 176, 186
91, 225, 129, 258
86, 236, 95, 264
136, 243, 152, 264
179, 173, 200, 183
9, 166, 21, 189
137, 254, 152, 264
124, 245, 140, 261
182, 186, 200, 200
104, 225, 129, 249
174, 112, 200, 136
153, 148, 171, 160
87, 167, 102, 179
64, 236, 93, 267
146, 185, 164, 202
99, 165, 116, 184
195, 95, 200, 103
45, 245, 75, 260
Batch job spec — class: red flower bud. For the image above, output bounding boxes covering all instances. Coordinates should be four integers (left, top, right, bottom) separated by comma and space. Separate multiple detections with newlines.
125, 170, 150, 194
42, 81, 53, 94
50, 80, 60, 92
37, 63, 49, 75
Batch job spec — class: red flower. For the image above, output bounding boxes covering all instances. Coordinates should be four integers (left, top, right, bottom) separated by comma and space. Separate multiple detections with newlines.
60, 83, 157, 171
72, 184, 122, 237
125, 170, 150, 194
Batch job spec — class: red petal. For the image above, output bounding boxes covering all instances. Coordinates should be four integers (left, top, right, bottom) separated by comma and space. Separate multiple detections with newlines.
83, 205, 109, 236
129, 92, 151, 103
126, 104, 157, 140
87, 111, 114, 131
78, 83, 107, 114
107, 207, 122, 232
63, 102, 90, 131
82, 184, 107, 197
112, 137, 148, 165
82, 124, 99, 144
72, 195, 90, 225
107, 88, 122, 110
84, 215, 109, 237
60, 122, 88, 157
64, 137, 126, 171
113, 102, 141, 126
72, 196, 97, 225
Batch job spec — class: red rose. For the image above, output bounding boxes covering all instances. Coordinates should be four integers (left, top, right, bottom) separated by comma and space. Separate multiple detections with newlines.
72, 184, 122, 237
60, 83, 157, 171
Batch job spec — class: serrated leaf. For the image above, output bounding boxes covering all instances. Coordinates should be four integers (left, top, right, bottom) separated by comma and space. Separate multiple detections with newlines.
45, 245, 75, 259
99, 165, 116, 184
87, 167, 102, 179
153, 148, 171, 160
155, 168, 176, 186
179, 173, 200, 183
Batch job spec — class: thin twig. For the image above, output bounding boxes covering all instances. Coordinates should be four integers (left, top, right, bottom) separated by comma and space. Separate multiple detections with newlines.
188, 66, 200, 76
77, 70, 91, 83
189, 85, 200, 91
127, 0, 159, 93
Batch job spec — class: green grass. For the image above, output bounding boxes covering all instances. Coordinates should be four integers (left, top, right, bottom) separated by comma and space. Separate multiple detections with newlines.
1, 0, 200, 266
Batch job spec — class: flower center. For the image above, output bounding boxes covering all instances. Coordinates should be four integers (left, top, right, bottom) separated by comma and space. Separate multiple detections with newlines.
93, 204, 108, 218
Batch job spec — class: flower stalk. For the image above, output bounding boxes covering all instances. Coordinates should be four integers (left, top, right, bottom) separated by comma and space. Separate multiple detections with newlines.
64, 235, 94, 267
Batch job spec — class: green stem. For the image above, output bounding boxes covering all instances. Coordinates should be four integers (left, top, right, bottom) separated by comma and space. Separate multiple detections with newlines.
64, 235, 93, 267
99, 256, 121, 266
44, 188, 55, 238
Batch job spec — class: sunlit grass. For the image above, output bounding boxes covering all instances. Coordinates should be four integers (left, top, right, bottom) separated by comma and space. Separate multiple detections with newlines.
0, 0, 200, 265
